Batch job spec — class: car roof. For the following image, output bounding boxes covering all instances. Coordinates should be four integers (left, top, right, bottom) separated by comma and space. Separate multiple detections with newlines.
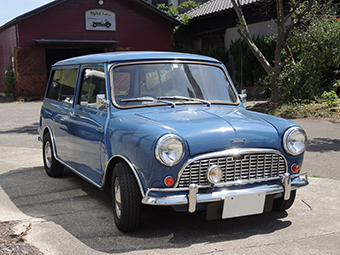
53, 51, 220, 66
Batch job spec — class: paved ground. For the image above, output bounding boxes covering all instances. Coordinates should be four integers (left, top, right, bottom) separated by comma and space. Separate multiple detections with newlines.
0, 101, 339, 255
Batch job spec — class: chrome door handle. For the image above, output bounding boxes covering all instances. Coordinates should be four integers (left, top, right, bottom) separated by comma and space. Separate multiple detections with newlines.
96, 128, 104, 134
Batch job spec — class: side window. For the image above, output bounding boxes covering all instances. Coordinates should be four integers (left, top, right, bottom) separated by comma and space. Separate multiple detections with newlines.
46, 69, 78, 103
78, 68, 107, 110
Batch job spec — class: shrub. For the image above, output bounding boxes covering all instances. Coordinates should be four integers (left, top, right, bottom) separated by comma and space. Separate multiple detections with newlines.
321, 91, 338, 107
229, 35, 276, 87
3, 65, 16, 101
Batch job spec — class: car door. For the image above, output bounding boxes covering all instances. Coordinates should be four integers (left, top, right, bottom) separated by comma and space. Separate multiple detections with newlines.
68, 65, 108, 185
44, 67, 79, 165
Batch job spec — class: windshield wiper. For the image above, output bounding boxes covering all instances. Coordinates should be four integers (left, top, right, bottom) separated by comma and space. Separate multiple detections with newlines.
157, 96, 211, 107
120, 97, 176, 108
120, 96, 155, 102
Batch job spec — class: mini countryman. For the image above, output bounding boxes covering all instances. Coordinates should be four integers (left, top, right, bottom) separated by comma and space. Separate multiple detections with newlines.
38, 51, 308, 232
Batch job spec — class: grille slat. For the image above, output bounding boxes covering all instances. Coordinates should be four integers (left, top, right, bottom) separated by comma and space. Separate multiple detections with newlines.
178, 152, 287, 188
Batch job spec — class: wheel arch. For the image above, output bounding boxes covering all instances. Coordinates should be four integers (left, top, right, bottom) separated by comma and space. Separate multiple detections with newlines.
102, 155, 145, 198
42, 126, 59, 161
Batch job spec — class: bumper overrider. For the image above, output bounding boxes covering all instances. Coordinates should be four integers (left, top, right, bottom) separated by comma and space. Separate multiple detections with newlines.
142, 172, 308, 213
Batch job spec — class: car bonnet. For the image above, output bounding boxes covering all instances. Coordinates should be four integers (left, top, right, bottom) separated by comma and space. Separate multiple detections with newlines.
135, 106, 281, 157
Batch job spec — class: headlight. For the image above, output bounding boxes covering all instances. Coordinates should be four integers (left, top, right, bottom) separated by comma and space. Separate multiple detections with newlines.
283, 127, 307, 156
155, 134, 184, 166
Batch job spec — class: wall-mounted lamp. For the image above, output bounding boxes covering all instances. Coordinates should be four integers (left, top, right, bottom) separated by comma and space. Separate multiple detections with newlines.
98, 0, 104, 5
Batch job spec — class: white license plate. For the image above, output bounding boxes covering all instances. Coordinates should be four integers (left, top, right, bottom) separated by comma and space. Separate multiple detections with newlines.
222, 192, 266, 219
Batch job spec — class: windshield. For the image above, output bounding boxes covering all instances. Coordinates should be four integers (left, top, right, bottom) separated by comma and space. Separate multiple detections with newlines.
111, 62, 238, 108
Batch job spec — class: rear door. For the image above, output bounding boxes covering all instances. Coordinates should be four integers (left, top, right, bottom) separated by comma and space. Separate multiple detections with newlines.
44, 66, 79, 165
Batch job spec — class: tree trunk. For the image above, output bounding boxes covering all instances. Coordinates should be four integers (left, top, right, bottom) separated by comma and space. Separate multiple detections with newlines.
270, 72, 281, 103
230, 0, 314, 103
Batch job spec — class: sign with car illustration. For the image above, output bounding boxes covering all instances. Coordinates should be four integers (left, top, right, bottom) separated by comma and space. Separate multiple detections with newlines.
85, 9, 116, 31
38, 52, 308, 232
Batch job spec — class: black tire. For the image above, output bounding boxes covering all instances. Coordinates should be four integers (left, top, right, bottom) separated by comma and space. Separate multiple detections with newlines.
112, 162, 141, 232
273, 190, 296, 211
43, 133, 64, 177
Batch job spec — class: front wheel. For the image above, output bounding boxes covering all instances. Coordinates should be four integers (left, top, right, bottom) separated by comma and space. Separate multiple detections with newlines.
273, 190, 296, 211
112, 162, 141, 232
43, 133, 64, 177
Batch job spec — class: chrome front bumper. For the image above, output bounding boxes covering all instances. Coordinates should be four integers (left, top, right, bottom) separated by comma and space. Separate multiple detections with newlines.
142, 172, 308, 213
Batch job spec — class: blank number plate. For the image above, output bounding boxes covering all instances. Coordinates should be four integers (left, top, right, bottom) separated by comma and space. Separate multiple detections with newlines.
222, 192, 266, 219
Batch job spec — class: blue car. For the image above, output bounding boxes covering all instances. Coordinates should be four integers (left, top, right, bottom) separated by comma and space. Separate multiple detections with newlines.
38, 51, 308, 232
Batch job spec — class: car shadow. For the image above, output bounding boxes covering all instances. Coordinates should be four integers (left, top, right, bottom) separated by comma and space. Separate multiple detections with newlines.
0, 166, 292, 254
306, 137, 340, 152
0, 123, 39, 135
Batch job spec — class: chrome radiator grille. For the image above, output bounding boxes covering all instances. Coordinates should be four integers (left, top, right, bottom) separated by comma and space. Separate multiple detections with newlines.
177, 152, 287, 188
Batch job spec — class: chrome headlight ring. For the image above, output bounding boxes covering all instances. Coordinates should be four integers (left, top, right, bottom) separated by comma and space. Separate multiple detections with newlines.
155, 134, 185, 166
283, 126, 307, 156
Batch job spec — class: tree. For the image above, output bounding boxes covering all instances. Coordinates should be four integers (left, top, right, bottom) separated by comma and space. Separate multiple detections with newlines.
230, 0, 314, 102
157, 1, 200, 51
157, 1, 200, 25
279, 14, 340, 102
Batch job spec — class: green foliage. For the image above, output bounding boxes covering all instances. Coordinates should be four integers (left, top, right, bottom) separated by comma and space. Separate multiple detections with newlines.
200, 46, 229, 66
3, 65, 16, 101
279, 15, 340, 102
321, 91, 338, 107
157, 1, 200, 51
157, 1, 199, 25
180, 46, 229, 67
229, 35, 276, 86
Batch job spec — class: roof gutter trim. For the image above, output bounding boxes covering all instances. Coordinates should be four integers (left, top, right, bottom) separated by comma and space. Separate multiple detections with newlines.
33, 39, 119, 45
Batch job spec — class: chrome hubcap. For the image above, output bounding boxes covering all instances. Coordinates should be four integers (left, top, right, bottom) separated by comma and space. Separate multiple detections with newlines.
114, 178, 122, 219
44, 141, 52, 168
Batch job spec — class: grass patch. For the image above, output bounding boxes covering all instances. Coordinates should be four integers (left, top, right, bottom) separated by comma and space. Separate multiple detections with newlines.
247, 101, 340, 120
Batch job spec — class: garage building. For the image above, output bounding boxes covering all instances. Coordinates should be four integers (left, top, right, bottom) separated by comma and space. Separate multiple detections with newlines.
0, 0, 179, 99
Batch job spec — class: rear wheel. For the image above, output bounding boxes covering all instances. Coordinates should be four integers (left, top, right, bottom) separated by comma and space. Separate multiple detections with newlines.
112, 162, 141, 232
273, 190, 296, 211
43, 133, 64, 177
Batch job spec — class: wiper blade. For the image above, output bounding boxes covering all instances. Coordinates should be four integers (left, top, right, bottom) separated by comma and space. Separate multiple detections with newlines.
120, 96, 155, 102
157, 96, 211, 106
120, 97, 176, 108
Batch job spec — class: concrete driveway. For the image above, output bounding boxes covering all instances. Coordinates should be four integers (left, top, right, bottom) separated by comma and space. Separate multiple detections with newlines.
0, 101, 339, 255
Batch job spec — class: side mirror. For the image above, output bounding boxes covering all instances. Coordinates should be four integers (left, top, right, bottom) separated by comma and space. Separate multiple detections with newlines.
96, 94, 109, 110
239, 89, 247, 102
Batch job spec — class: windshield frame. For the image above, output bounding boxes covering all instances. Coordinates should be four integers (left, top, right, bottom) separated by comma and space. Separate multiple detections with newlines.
109, 60, 240, 109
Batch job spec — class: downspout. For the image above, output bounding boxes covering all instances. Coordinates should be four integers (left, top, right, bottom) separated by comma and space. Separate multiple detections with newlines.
14, 21, 19, 99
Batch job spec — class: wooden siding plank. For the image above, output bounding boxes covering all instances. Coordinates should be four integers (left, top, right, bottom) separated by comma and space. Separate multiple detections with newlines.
14, 47, 47, 99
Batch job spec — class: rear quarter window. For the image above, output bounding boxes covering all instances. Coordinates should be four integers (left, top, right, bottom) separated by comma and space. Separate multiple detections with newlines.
46, 68, 78, 103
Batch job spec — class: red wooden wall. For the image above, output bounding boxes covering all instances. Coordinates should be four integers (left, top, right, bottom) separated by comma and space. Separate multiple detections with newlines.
0, 0, 175, 95
17, 0, 174, 50
0, 26, 17, 92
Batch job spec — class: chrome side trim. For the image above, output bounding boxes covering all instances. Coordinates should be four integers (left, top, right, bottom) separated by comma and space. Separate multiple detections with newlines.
43, 126, 145, 196
43, 126, 103, 189
175, 148, 288, 188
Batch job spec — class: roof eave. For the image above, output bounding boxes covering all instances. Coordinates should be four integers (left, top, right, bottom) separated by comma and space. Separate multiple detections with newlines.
0, 0, 68, 32
0, 0, 181, 33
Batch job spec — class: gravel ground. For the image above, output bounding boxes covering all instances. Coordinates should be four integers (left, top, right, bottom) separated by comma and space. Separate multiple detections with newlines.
0, 221, 43, 255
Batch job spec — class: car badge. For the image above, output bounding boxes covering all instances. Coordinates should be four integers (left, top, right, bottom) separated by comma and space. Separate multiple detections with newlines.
230, 139, 246, 144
